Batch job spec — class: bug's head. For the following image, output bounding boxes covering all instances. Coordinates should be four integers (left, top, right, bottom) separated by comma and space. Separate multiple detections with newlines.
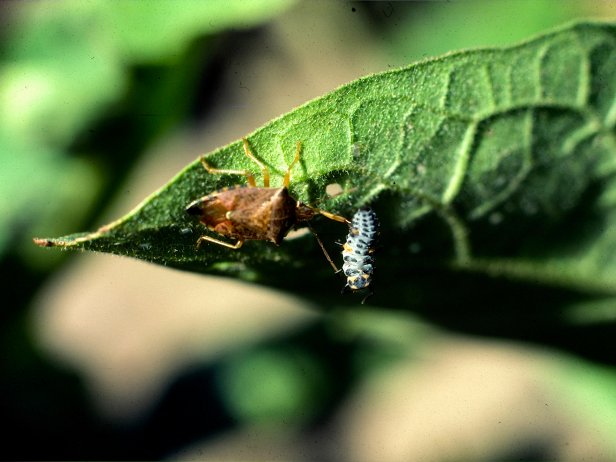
295, 202, 318, 222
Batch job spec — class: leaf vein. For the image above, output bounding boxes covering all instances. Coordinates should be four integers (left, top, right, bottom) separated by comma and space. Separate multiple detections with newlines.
442, 122, 478, 204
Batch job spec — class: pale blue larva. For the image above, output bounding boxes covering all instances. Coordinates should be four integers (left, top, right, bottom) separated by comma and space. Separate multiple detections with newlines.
342, 208, 378, 295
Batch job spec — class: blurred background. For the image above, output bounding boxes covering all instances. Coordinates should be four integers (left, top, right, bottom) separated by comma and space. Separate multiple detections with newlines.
3, 0, 616, 460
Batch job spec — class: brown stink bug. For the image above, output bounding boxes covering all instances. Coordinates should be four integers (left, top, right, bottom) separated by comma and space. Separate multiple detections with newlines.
186, 138, 348, 267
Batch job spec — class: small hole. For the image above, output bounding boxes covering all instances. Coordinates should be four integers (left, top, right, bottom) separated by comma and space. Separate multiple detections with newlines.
326, 183, 343, 197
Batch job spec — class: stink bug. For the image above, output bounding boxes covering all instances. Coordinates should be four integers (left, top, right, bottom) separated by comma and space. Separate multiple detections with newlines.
186, 138, 348, 265
341, 207, 379, 302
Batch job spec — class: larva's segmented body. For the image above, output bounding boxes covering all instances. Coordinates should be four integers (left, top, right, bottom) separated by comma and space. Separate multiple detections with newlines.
342, 208, 378, 298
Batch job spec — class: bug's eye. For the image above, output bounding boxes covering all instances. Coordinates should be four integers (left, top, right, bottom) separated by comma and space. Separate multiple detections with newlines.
186, 203, 203, 216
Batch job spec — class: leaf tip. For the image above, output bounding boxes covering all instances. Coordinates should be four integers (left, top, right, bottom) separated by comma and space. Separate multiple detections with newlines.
33, 237, 63, 248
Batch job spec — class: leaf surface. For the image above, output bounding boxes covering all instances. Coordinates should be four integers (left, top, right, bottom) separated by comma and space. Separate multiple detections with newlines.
35, 21, 616, 300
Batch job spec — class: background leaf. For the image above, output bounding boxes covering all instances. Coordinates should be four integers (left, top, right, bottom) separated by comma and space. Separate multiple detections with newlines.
1, 0, 295, 267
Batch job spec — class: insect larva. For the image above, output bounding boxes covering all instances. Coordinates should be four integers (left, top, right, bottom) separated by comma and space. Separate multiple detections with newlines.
342, 207, 378, 302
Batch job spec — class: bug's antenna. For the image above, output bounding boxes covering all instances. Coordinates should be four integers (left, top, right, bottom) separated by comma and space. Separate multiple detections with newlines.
307, 223, 339, 273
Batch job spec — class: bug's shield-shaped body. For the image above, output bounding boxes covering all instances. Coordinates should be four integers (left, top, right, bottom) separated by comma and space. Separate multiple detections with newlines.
186, 186, 316, 245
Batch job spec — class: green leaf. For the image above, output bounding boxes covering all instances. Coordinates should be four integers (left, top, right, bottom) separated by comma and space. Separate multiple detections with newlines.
35, 21, 616, 299
103, 0, 297, 62
388, 0, 581, 63
546, 354, 616, 456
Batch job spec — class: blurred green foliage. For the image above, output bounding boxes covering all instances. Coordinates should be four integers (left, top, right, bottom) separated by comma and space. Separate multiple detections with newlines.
387, 0, 583, 60
219, 348, 326, 424
1, 0, 294, 266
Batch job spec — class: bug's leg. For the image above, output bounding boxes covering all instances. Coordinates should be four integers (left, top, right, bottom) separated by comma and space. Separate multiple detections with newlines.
199, 156, 257, 187
196, 235, 244, 249
283, 141, 302, 188
242, 138, 270, 187
307, 223, 339, 272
